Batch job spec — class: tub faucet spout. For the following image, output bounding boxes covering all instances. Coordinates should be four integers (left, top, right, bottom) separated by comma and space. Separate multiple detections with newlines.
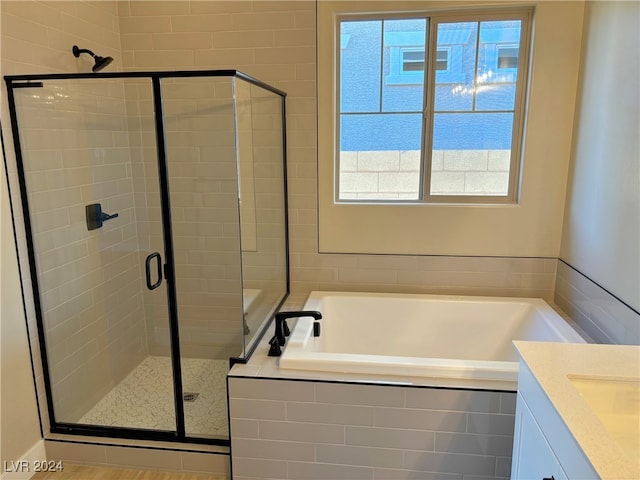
274, 310, 322, 348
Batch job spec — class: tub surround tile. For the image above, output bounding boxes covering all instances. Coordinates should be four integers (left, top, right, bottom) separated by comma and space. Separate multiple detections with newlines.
435, 432, 514, 456
316, 444, 404, 469
555, 260, 639, 344
374, 407, 468, 432
232, 458, 287, 479
258, 420, 345, 444
405, 388, 501, 413
233, 438, 315, 462
499, 392, 517, 414
291, 256, 558, 302
402, 450, 497, 476
229, 377, 314, 402
466, 413, 516, 436
373, 467, 461, 480
495, 456, 513, 478
229, 377, 515, 480
286, 401, 375, 426
286, 461, 373, 480
346, 426, 435, 450
230, 398, 286, 421
315, 382, 405, 407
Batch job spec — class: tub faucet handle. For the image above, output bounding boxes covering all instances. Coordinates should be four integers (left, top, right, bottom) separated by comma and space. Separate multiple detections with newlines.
274, 310, 323, 347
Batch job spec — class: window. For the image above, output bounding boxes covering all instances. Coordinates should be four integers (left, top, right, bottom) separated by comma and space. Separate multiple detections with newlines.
498, 46, 519, 69
402, 49, 425, 71
318, 2, 582, 256
336, 10, 531, 203
400, 49, 449, 72
435, 49, 449, 71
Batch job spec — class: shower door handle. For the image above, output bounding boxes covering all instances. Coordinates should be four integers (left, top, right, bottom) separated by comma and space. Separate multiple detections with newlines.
145, 252, 163, 290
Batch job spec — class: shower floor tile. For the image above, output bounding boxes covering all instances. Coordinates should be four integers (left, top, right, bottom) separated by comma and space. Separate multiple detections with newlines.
78, 356, 229, 438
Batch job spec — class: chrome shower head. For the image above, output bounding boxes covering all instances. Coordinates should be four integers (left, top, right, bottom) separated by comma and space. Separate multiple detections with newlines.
72, 45, 114, 72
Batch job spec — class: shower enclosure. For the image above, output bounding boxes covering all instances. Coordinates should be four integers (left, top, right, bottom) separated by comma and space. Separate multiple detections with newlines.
4, 70, 289, 444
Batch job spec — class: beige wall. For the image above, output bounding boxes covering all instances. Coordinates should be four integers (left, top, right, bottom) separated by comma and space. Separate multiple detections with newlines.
318, 1, 584, 256
1, 5, 40, 468
1, 108, 43, 474
560, 1, 640, 312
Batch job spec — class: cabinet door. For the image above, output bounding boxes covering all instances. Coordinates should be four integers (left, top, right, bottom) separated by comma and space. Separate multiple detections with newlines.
512, 395, 568, 480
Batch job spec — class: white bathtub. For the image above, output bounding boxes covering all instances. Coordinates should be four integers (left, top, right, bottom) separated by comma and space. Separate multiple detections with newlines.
279, 291, 585, 383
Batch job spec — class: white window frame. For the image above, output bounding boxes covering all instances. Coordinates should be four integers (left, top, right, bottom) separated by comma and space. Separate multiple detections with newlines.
335, 9, 533, 205
317, 1, 585, 256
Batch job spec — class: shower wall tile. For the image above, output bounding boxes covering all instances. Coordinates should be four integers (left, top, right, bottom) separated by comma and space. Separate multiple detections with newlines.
119, 15, 172, 34
129, 1, 190, 16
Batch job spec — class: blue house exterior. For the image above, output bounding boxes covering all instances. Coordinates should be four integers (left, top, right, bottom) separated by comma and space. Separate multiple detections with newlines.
339, 19, 521, 152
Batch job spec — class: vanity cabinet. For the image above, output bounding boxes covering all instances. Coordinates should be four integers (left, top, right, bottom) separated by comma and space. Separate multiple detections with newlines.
512, 392, 568, 480
511, 362, 599, 480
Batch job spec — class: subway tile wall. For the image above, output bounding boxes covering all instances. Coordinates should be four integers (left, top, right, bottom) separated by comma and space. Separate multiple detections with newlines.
555, 261, 640, 345
229, 377, 516, 479
14, 78, 150, 422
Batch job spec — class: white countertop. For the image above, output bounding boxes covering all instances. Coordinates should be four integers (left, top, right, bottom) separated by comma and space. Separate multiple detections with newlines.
514, 341, 640, 479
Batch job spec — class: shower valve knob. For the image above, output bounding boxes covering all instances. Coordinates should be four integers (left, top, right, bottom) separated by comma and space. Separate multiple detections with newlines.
86, 203, 118, 230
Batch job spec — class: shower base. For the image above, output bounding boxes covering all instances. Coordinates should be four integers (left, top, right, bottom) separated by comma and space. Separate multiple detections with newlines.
78, 356, 229, 438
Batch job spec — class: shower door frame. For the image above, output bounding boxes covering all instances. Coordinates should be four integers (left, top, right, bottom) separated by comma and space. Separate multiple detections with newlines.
4, 70, 290, 446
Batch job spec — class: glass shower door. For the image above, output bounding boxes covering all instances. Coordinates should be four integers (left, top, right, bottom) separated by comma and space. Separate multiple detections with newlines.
9, 78, 178, 433
160, 76, 243, 439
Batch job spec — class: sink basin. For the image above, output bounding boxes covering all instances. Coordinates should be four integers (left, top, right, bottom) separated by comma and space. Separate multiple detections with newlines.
568, 375, 640, 461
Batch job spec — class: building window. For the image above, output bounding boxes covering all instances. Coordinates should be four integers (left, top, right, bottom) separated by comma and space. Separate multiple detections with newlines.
436, 49, 449, 71
498, 46, 519, 69
400, 49, 448, 72
402, 49, 425, 71
337, 10, 532, 203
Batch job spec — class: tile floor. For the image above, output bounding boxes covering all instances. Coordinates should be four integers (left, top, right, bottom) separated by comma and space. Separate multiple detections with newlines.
79, 356, 229, 438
